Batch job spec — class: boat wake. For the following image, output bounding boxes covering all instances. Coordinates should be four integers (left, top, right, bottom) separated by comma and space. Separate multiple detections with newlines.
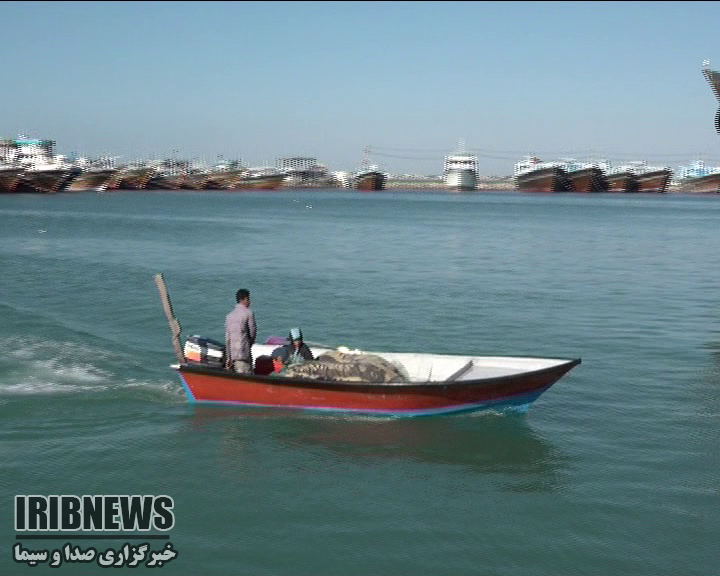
0, 335, 183, 401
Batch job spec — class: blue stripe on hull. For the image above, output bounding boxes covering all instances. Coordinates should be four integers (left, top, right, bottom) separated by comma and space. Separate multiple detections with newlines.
177, 373, 550, 417
178, 374, 197, 403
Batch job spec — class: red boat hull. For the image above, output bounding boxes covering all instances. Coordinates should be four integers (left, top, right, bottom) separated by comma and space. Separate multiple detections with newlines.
355, 171, 387, 191
515, 167, 574, 193
635, 169, 672, 193
606, 172, 638, 193
678, 172, 720, 194
176, 359, 580, 417
567, 167, 608, 193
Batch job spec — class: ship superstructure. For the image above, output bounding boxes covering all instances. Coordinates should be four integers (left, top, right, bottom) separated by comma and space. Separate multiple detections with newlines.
443, 141, 478, 191
0, 137, 77, 193
277, 157, 334, 187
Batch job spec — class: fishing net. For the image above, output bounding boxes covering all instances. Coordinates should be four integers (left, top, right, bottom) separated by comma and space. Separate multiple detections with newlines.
283, 350, 408, 383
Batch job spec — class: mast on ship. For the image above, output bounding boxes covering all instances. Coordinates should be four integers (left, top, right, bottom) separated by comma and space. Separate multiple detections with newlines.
358, 145, 383, 174
702, 60, 720, 134
361, 146, 371, 171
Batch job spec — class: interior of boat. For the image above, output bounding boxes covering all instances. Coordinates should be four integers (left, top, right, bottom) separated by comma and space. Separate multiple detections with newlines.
250, 344, 566, 383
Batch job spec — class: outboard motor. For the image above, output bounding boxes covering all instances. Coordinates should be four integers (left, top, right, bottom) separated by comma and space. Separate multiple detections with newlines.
183, 335, 225, 369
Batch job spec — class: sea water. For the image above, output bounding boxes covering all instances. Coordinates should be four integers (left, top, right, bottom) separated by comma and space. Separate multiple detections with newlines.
0, 189, 717, 575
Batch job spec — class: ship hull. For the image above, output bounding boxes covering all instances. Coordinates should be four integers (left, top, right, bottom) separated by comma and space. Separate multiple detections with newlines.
146, 174, 187, 190
205, 171, 237, 189
678, 172, 720, 194
605, 172, 638, 193
355, 171, 386, 191
567, 167, 608, 193
116, 168, 156, 190
104, 171, 123, 190
635, 170, 672, 193
205, 170, 249, 189
180, 173, 210, 190
445, 169, 477, 191
66, 169, 118, 192
233, 174, 286, 190
16, 169, 77, 194
0, 168, 24, 193
515, 167, 574, 193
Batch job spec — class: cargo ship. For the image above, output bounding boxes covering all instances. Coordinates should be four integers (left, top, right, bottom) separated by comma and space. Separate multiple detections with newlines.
352, 147, 387, 191
1, 137, 77, 193
278, 157, 336, 188
354, 166, 387, 191
605, 171, 638, 193
145, 159, 191, 190
634, 168, 672, 193
676, 160, 720, 193
180, 172, 211, 190
115, 166, 156, 190
16, 168, 77, 194
203, 169, 241, 189
679, 172, 720, 193
234, 167, 286, 190
66, 169, 118, 192
562, 160, 609, 193
146, 172, 187, 190
443, 142, 478, 191
514, 156, 574, 193
608, 161, 671, 194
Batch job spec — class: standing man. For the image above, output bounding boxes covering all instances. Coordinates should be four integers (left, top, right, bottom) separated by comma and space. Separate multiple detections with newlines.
225, 288, 257, 374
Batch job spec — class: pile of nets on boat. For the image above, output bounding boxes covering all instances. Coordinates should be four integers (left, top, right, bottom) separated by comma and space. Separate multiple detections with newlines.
283, 350, 407, 383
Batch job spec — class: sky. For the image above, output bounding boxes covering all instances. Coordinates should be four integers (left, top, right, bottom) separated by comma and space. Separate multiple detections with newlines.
2, 0, 720, 176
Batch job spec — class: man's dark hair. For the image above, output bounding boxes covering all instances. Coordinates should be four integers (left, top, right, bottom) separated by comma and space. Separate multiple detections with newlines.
236, 289, 250, 303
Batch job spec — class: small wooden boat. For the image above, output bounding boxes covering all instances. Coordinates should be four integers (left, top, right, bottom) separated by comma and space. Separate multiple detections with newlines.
174, 346, 580, 417
154, 274, 581, 418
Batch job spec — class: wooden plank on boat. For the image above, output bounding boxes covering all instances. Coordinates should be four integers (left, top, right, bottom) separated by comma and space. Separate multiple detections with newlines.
153, 273, 185, 364
445, 360, 474, 382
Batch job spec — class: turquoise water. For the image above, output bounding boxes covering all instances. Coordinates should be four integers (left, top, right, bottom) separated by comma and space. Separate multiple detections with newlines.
0, 190, 717, 574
